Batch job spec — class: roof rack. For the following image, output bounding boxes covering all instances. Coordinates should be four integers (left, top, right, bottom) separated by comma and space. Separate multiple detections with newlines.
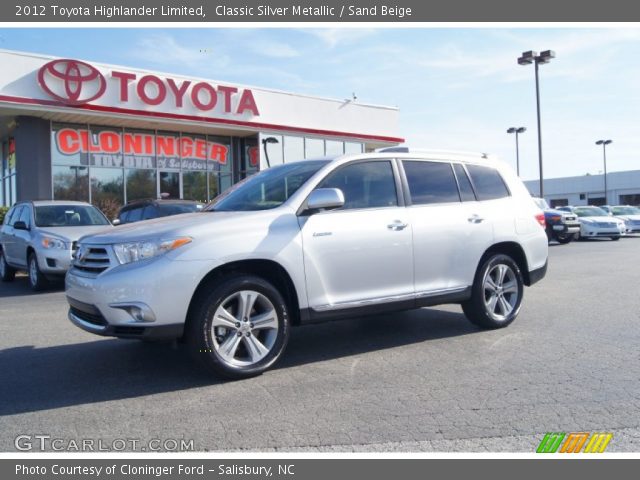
376, 147, 493, 159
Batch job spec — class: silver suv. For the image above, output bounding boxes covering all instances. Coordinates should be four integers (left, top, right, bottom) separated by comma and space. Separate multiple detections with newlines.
1, 201, 112, 291
66, 150, 548, 378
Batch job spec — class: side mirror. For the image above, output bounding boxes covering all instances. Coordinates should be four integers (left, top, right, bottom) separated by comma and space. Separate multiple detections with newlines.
307, 188, 345, 211
112, 218, 121, 226
13, 221, 28, 231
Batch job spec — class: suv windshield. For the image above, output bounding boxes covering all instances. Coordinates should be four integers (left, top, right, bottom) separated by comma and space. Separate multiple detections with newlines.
574, 207, 607, 217
208, 160, 329, 212
35, 205, 110, 227
611, 206, 640, 215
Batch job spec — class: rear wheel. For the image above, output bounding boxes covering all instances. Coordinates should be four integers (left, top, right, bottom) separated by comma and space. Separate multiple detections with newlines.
610, 236, 620, 241
0, 250, 16, 282
186, 275, 290, 379
553, 232, 574, 244
28, 253, 49, 291
462, 254, 524, 329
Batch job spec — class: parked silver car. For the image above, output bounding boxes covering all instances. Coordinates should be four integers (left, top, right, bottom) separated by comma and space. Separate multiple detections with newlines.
0, 201, 112, 290
66, 150, 548, 378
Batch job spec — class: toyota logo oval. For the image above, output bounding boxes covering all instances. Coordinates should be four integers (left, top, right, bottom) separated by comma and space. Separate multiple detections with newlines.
38, 59, 107, 105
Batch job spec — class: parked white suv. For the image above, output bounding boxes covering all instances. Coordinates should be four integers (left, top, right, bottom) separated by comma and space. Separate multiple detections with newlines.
66, 149, 548, 378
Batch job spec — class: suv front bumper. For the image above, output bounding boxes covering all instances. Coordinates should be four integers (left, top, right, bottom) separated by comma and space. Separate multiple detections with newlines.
65, 255, 200, 340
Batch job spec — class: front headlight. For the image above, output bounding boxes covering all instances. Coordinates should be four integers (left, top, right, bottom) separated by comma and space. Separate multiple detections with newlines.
41, 236, 67, 249
113, 237, 192, 265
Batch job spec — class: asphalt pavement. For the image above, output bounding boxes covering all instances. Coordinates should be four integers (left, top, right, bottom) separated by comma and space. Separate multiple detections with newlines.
1, 237, 639, 452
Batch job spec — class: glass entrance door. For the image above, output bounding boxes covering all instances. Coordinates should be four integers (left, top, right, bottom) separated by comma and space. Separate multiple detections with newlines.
158, 171, 180, 199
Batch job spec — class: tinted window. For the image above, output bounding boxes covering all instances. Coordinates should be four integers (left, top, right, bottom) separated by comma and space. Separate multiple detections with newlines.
118, 209, 130, 223
319, 161, 398, 210
402, 161, 460, 205
466, 164, 510, 201
453, 164, 476, 202
142, 205, 158, 220
127, 207, 144, 223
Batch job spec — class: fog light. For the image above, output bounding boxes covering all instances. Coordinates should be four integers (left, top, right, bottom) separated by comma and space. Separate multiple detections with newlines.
109, 302, 156, 323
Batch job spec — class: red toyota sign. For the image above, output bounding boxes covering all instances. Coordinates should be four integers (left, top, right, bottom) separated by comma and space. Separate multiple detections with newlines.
37, 58, 260, 116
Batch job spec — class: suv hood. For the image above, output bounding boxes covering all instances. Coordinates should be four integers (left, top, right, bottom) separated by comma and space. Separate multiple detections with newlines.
77, 211, 264, 244
545, 208, 574, 217
38, 225, 113, 242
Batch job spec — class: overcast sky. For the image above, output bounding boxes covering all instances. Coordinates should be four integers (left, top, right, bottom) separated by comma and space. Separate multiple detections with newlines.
2, 27, 639, 180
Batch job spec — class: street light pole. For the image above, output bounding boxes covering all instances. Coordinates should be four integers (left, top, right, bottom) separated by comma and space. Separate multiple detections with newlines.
518, 50, 555, 198
595, 139, 612, 204
261, 136, 280, 169
507, 127, 526, 176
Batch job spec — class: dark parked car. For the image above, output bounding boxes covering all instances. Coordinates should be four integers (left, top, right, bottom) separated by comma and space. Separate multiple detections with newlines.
114, 199, 203, 225
532, 197, 581, 244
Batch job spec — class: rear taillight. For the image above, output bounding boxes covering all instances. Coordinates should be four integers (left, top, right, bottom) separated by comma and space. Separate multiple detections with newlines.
535, 213, 546, 229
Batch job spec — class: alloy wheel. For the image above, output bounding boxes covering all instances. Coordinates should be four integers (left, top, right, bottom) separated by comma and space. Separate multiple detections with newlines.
210, 290, 279, 367
482, 263, 519, 322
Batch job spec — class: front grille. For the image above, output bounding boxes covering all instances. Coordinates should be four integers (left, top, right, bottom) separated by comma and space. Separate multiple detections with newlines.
73, 245, 113, 275
596, 222, 616, 228
69, 306, 107, 326
564, 215, 577, 221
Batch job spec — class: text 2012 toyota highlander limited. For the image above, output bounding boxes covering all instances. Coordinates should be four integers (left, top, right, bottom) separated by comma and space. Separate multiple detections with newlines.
66, 149, 548, 379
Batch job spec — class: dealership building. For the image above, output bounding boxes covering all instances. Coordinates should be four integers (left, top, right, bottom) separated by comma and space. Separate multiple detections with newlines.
0, 49, 402, 212
524, 171, 640, 207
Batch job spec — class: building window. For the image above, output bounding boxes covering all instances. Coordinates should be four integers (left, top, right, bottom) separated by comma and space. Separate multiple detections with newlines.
549, 199, 569, 208
53, 165, 89, 202
183, 171, 207, 202
304, 138, 325, 158
344, 142, 363, 154
619, 194, 640, 205
126, 169, 156, 203
91, 168, 124, 219
324, 140, 344, 156
283, 136, 304, 163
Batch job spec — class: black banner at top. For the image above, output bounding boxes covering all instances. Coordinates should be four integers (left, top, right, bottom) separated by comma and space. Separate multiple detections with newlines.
3, 0, 640, 22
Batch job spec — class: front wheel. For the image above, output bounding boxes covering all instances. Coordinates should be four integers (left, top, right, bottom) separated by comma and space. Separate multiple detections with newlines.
28, 253, 49, 291
186, 275, 290, 379
610, 236, 620, 241
0, 250, 16, 282
462, 254, 524, 329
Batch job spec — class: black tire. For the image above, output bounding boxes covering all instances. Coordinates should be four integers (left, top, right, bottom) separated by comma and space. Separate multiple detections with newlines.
28, 253, 49, 292
186, 274, 290, 379
0, 249, 16, 282
462, 253, 524, 329
553, 232, 574, 244
610, 236, 620, 241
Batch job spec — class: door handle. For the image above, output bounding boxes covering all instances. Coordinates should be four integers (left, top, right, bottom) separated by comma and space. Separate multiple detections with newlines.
387, 220, 409, 231
468, 214, 484, 224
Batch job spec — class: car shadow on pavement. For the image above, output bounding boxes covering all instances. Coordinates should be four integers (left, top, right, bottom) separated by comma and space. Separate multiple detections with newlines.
0, 308, 476, 416
0, 275, 64, 297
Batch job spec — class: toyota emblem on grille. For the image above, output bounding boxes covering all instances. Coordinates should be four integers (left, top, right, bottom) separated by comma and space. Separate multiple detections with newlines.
75, 246, 88, 262
37, 59, 107, 105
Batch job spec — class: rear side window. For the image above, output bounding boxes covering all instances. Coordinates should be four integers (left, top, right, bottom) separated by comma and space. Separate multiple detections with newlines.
319, 161, 398, 210
402, 161, 460, 205
118, 210, 130, 223
453, 164, 476, 202
466, 164, 510, 201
